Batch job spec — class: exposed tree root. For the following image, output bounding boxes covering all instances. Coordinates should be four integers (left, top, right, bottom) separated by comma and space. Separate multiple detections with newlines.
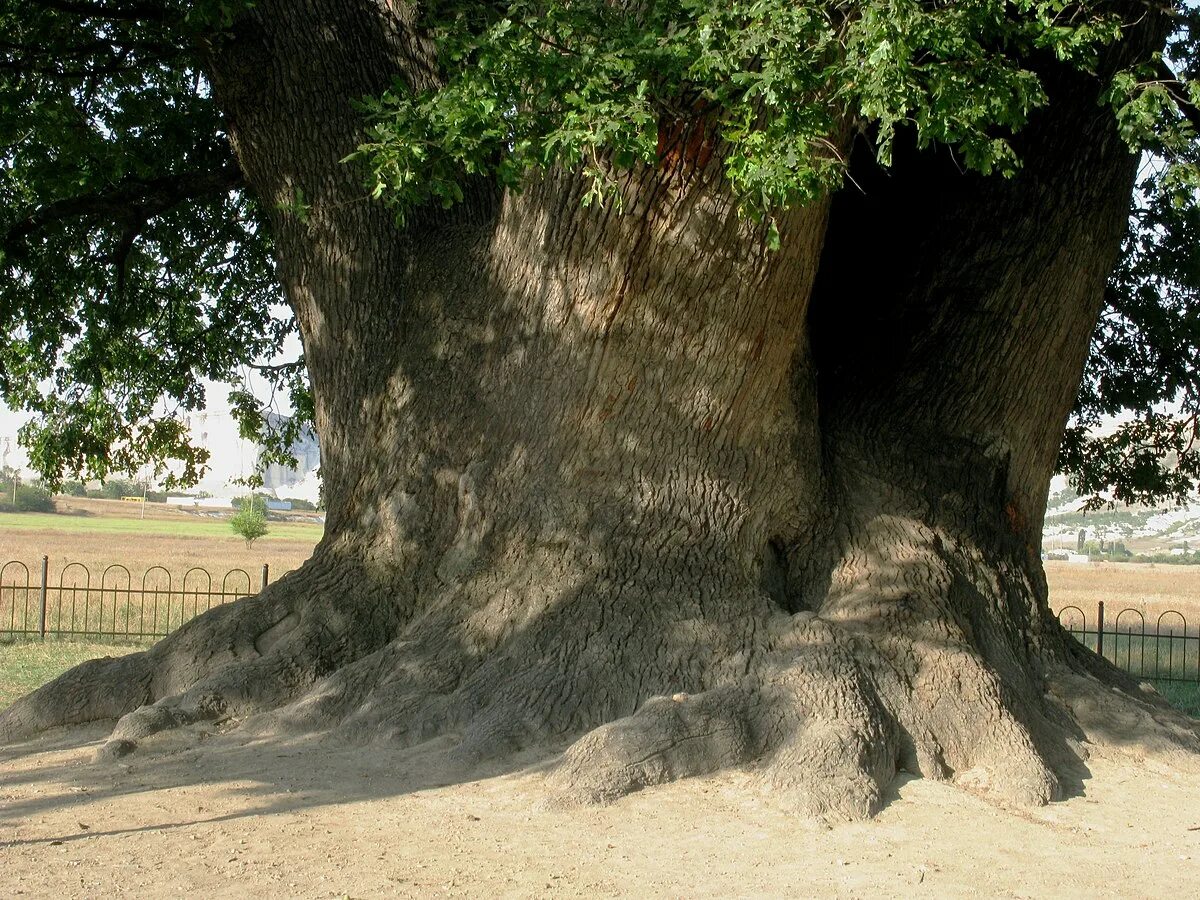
545, 685, 760, 806
3, 566, 1197, 824
0, 561, 400, 756
1048, 660, 1200, 763
541, 611, 1075, 823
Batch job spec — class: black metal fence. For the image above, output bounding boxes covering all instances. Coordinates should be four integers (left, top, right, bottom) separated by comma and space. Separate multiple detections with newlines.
1056, 601, 1200, 684
1, 557, 269, 641
2, 560, 1197, 681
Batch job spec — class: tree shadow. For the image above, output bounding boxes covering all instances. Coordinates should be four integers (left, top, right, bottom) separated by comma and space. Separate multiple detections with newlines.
0, 723, 561, 848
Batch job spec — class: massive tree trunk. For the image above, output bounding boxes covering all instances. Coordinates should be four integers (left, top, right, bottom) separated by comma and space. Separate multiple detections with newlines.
3, 1, 1197, 820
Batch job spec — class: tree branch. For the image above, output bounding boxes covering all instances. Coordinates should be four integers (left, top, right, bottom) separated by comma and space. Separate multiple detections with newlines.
3, 162, 245, 252
1157, 59, 1200, 133
29, 0, 170, 23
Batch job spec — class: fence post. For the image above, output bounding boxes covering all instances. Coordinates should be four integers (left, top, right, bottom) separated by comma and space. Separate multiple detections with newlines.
38, 555, 48, 639
261, 563, 269, 592
1096, 600, 1105, 659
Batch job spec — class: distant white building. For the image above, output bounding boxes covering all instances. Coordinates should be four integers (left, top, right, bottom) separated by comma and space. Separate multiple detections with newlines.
259, 412, 320, 497
166, 496, 234, 509
183, 405, 320, 503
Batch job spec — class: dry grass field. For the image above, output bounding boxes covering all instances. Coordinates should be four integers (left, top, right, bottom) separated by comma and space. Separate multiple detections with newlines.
1, 498, 322, 639
0, 528, 318, 584
0, 496, 322, 584
1045, 560, 1200, 623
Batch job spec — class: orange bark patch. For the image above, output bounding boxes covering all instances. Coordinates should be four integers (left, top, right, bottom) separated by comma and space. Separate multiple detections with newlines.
1005, 501, 1027, 536
656, 101, 717, 172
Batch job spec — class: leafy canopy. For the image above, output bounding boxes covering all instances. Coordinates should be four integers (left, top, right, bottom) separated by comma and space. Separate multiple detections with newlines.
1, 0, 1200, 509
1059, 6, 1200, 508
355, 0, 1128, 248
0, 0, 306, 488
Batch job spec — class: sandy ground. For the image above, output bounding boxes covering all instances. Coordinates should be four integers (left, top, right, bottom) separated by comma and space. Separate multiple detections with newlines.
2, 723, 1198, 899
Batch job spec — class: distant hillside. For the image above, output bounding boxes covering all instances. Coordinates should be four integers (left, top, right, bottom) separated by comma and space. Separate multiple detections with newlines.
1042, 487, 1200, 557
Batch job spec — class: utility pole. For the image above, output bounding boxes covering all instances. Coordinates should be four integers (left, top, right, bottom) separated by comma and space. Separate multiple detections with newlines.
1, 437, 13, 505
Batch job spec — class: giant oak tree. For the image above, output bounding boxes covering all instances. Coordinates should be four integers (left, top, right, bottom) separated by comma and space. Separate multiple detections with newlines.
2, 0, 1200, 820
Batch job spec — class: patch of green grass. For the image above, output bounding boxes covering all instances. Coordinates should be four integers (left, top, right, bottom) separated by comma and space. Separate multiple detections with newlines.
0, 510, 321, 540
1154, 680, 1200, 717
0, 639, 144, 710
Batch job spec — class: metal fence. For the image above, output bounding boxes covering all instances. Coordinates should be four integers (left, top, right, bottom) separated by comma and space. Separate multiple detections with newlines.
1, 557, 269, 641
1056, 601, 1200, 684
2, 560, 1196, 682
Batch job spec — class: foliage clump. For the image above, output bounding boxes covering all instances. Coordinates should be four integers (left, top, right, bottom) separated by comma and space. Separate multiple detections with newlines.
357, 0, 1123, 231
0, 0, 306, 492
230, 497, 269, 548
0, 481, 55, 513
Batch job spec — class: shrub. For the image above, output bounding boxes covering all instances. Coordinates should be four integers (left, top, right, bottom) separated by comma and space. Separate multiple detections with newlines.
16, 484, 55, 512
1134, 550, 1200, 565
230, 499, 269, 548
0, 483, 56, 513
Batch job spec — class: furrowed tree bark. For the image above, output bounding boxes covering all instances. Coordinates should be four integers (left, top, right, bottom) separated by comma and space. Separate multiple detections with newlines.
3, 0, 1197, 819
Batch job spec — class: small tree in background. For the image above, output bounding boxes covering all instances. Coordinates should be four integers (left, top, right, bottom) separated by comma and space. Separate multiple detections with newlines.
230, 497, 269, 548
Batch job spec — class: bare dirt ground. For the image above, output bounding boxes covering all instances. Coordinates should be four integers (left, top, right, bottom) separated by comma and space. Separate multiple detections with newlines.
2, 552, 1198, 896
2, 721, 1198, 898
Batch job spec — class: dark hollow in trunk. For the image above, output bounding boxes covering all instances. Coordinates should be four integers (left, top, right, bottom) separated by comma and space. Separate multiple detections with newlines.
2, 0, 1197, 821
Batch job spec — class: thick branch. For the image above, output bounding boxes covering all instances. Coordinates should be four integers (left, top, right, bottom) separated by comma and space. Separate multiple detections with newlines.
1157, 59, 1200, 133
29, 0, 170, 23
2, 161, 244, 252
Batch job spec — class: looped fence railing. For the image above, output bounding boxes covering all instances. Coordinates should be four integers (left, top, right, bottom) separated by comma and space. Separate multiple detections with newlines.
4, 560, 1194, 680
0, 557, 270, 640
1056, 601, 1200, 684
